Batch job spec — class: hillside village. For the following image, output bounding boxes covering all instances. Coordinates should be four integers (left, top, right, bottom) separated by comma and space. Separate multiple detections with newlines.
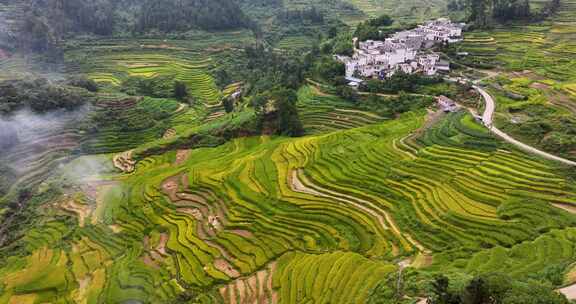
336, 18, 465, 83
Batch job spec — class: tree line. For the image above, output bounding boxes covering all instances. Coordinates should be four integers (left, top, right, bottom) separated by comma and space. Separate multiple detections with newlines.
8, 0, 253, 54
0, 77, 95, 115
451, 0, 563, 28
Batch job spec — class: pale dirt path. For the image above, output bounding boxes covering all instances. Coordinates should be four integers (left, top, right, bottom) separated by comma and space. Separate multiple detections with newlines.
451, 79, 576, 167
552, 203, 576, 214
174, 103, 186, 114
558, 284, 576, 300
489, 125, 576, 166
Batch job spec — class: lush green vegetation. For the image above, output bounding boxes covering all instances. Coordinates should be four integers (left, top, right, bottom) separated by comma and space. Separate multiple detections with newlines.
424, 273, 570, 304
448, 0, 576, 161
4, 0, 252, 54
0, 78, 93, 114
2, 88, 576, 302
2, 0, 576, 303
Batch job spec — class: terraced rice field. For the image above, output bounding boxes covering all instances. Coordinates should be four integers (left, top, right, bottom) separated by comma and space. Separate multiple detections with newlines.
70, 50, 221, 104
3, 106, 576, 302
282, 0, 451, 25
276, 35, 316, 50
66, 33, 254, 105
457, 1, 576, 82
3, 10, 576, 302
0, 56, 33, 81
297, 86, 386, 133
78, 94, 210, 154
342, 0, 451, 24
456, 2, 576, 162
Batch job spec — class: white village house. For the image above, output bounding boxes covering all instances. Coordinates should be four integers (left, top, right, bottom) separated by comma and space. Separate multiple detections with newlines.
336, 18, 465, 81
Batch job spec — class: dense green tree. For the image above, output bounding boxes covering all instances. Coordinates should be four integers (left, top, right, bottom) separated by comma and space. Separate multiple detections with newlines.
466, 0, 536, 27
492, 0, 531, 21
272, 89, 304, 136
359, 72, 443, 94
468, 0, 490, 28
354, 14, 396, 41
429, 275, 461, 304
0, 78, 90, 115
214, 69, 233, 89
136, 0, 250, 32
426, 273, 570, 304
10, 0, 253, 54
313, 57, 345, 84
278, 7, 325, 25
173, 81, 189, 101
121, 76, 175, 98
462, 278, 490, 304
244, 45, 305, 93
252, 89, 303, 137
336, 85, 359, 102
223, 98, 235, 113
66, 76, 99, 92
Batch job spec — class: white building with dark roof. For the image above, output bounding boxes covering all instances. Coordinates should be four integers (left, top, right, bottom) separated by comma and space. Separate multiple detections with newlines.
336, 18, 464, 81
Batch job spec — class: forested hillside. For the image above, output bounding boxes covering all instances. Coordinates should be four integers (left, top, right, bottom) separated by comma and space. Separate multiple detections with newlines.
3, 0, 251, 54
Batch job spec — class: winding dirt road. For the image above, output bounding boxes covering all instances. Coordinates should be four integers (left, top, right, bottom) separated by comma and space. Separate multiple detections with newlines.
473, 85, 576, 167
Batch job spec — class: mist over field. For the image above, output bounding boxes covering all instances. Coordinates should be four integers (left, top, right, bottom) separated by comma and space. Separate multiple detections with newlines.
0, 106, 91, 170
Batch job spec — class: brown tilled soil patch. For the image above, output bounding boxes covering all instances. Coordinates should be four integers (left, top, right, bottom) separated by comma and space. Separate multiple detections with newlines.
150, 251, 163, 261
236, 280, 247, 304
177, 192, 208, 204
180, 174, 190, 188
231, 230, 254, 238
530, 82, 551, 90
219, 261, 277, 304
113, 150, 136, 173
142, 254, 159, 268
214, 258, 241, 278
161, 175, 181, 200
549, 91, 576, 114
559, 283, 576, 300
178, 208, 203, 220
175, 149, 191, 165
157, 233, 169, 255
196, 223, 209, 239
60, 199, 92, 227
257, 270, 268, 303
509, 70, 545, 81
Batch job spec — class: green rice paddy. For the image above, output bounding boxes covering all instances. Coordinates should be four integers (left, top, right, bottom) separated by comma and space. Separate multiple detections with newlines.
2, 5, 576, 303
2, 95, 576, 302
65, 32, 255, 105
